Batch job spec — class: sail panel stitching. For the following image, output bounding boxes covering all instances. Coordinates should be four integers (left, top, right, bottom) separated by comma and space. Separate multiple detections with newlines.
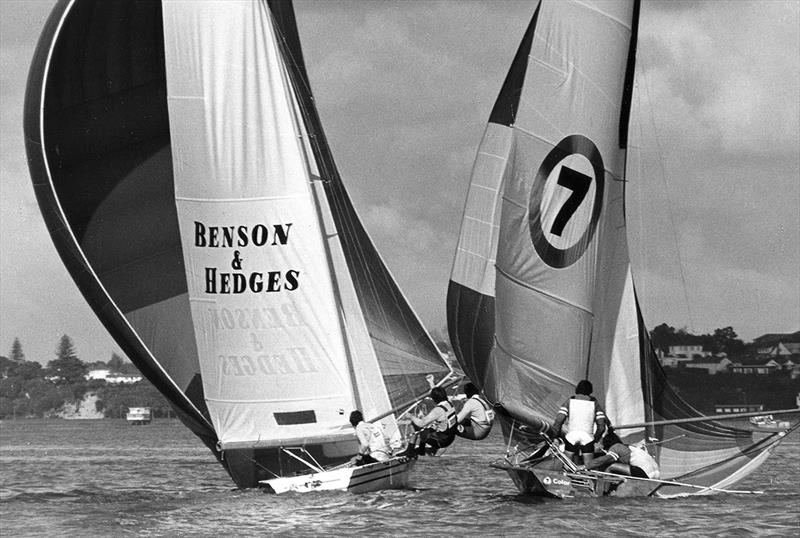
495, 266, 593, 316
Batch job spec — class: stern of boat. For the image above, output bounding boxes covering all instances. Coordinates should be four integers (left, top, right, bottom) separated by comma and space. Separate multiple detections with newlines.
260, 456, 415, 494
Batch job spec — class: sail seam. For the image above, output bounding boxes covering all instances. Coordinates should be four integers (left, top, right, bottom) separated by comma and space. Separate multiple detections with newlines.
496, 266, 593, 315
476, 150, 509, 164
463, 214, 501, 227
206, 396, 344, 403
175, 195, 305, 202
471, 181, 501, 193
454, 245, 496, 261
501, 193, 528, 212
494, 336, 572, 387
512, 114, 564, 147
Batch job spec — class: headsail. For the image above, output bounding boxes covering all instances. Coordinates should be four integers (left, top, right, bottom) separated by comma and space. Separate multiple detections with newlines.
448, 0, 790, 493
25, 0, 450, 488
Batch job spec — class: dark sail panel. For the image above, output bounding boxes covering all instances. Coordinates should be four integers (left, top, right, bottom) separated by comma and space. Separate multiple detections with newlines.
24, 0, 214, 447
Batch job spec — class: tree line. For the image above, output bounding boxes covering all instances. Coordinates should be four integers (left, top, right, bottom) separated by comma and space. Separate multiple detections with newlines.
0, 335, 172, 419
2, 324, 792, 419
648, 324, 748, 357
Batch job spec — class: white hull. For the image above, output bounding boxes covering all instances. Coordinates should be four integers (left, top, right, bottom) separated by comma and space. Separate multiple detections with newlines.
126, 407, 152, 425
260, 456, 414, 494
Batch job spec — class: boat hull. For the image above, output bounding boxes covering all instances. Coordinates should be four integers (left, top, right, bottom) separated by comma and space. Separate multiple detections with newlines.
125, 408, 152, 425
492, 461, 660, 498
126, 419, 152, 426
260, 457, 415, 494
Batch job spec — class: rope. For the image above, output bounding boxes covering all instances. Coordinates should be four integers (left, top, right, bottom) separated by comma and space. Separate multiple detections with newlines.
542, 434, 579, 473
579, 469, 763, 496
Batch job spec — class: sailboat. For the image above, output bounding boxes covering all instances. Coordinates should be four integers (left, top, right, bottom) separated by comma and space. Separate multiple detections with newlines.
447, 0, 797, 498
24, 0, 452, 491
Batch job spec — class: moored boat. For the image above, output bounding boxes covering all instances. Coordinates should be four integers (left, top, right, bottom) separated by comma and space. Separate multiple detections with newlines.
126, 407, 152, 426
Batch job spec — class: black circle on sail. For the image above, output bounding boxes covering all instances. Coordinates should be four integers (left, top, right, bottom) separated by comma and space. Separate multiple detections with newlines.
528, 134, 604, 269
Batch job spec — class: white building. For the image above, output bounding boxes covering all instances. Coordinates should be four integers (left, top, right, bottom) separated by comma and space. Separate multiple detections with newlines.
86, 369, 112, 380
668, 345, 711, 358
85, 369, 142, 384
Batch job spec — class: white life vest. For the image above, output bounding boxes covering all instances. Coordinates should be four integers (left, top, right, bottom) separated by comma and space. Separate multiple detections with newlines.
566, 398, 596, 437
473, 395, 495, 425
629, 445, 660, 479
356, 421, 390, 461
435, 401, 457, 432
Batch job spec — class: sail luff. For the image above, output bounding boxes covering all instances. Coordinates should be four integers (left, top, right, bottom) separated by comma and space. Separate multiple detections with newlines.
281, 49, 364, 415
269, 0, 452, 409
306, 157, 364, 416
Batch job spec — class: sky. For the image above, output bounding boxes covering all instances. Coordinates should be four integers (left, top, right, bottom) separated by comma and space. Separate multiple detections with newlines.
1, 0, 798, 365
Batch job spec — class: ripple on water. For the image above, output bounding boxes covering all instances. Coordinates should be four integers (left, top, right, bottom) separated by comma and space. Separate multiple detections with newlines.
2, 420, 799, 537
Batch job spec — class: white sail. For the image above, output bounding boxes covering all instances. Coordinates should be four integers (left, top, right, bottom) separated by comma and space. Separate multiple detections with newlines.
163, 0, 355, 447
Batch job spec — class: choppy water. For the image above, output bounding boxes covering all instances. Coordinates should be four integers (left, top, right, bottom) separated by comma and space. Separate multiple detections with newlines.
1, 419, 798, 537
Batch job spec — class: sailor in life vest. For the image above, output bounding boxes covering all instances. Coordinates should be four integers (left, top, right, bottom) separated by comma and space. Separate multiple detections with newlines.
455, 382, 495, 441
550, 380, 607, 465
583, 428, 661, 479
405, 386, 458, 456
349, 410, 391, 466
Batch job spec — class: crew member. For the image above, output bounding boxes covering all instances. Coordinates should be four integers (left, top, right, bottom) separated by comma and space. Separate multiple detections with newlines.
583, 428, 660, 479
349, 410, 391, 466
550, 379, 606, 465
455, 382, 495, 440
406, 387, 457, 456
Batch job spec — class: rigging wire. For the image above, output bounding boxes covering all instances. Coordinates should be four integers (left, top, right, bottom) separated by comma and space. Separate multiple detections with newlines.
634, 51, 697, 333
269, 4, 451, 409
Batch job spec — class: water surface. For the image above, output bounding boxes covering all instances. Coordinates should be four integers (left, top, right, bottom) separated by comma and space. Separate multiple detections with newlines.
1, 419, 798, 536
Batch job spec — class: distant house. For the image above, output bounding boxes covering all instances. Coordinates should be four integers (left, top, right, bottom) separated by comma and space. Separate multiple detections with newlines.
86, 369, 112, 380
714, 403, 764, 414
106, 374, 142, 384
684, 357, 731, 375
730, 357, 781, 375
777, 358, 800, 379
85, 369, 142, 384
753, 331, 800, 355
659, 355, 693, 368
756, 342, 794, 356
668, 345, 711, 358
